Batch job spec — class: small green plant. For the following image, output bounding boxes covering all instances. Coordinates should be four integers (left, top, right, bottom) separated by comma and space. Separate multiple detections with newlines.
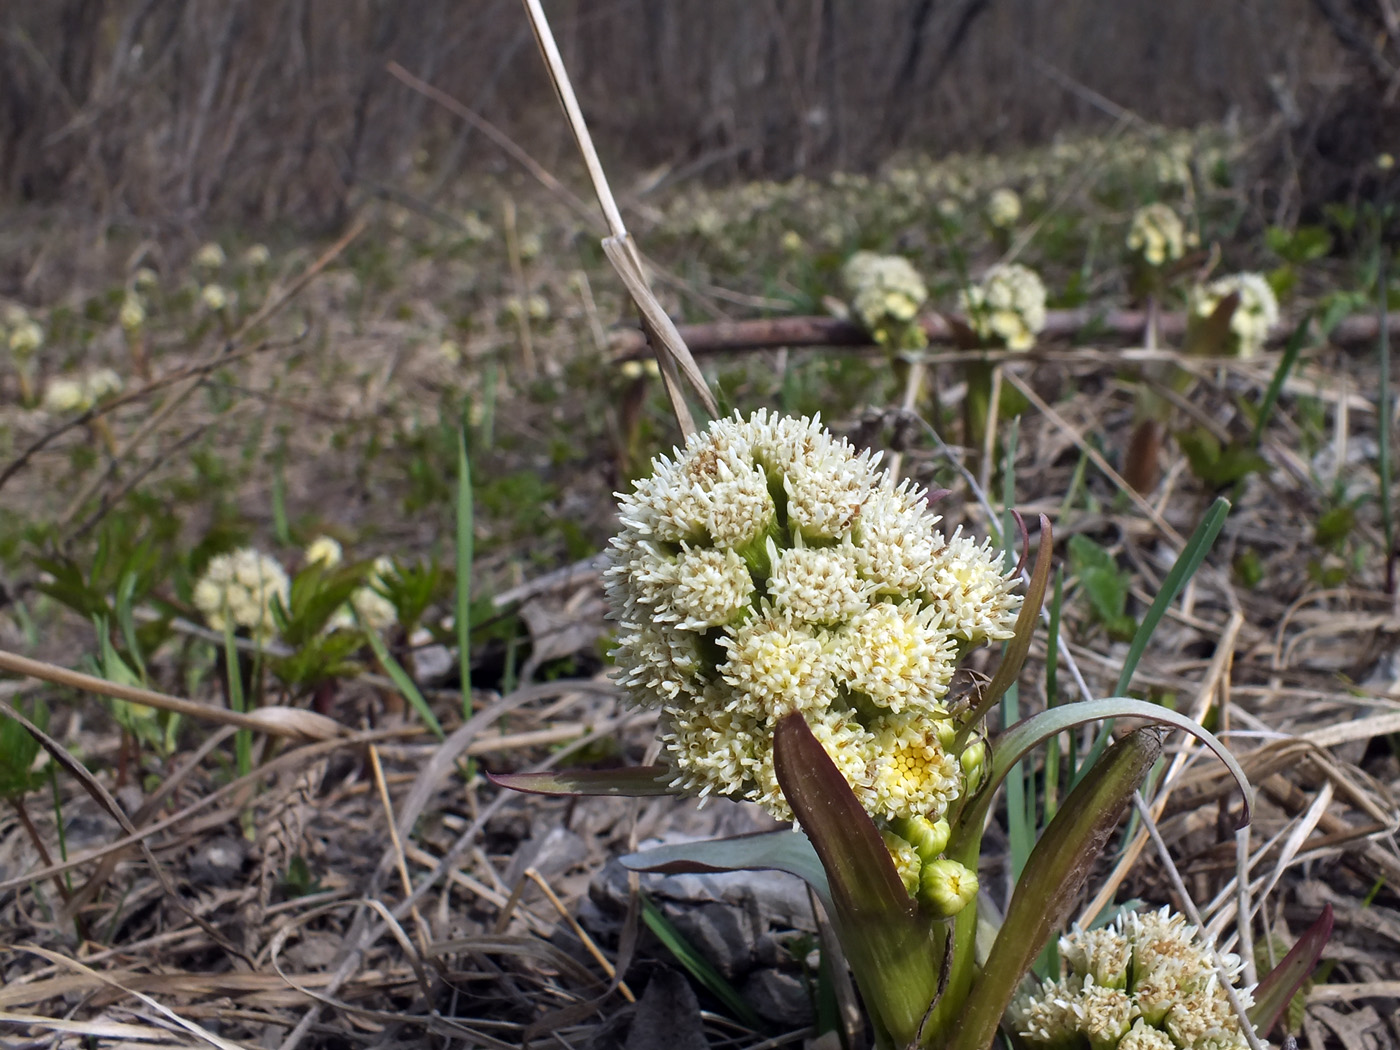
1067, 534, 1138, 642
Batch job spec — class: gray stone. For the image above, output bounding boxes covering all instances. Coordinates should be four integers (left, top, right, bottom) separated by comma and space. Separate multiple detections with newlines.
669, 901, 758, 979
625, 968, 709, 1050
742, 968, 813, 1027
503, 824, 589, 885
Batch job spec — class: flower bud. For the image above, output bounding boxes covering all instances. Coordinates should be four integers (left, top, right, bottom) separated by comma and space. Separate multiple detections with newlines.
891, 815, 950, 860
919, 858, 978, 917
960, 739, 986, 788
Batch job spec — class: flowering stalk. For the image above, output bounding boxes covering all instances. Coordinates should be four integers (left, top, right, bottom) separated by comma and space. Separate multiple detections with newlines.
493, 411, 1254, 1049
955, 264, 1047, 455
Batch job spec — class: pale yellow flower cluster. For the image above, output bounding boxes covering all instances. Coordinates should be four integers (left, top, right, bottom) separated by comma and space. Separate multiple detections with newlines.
986, 187, 1022, 230
1190, 272, 1279, 358
194, 242, 226, 271
841, 251, 929, 350
7, 317, 44, 358
193, 548, 290, 642
304, 537, 399, 634
1126, 203, 1194, 267
119, 295, 146, 333
606, 411, 1020, 823
958, 264, 1048, 351
41, 368, 124, 415
1009, 908, 1254, 1050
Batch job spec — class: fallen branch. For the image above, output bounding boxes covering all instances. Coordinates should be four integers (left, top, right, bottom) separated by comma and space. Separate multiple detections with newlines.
608, 309, 1394, 359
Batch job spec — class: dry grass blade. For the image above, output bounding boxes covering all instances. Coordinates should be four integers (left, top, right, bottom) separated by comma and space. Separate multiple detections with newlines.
13, 946, 253, 1050
519, 0, 717, 435
0, 648, 347, 740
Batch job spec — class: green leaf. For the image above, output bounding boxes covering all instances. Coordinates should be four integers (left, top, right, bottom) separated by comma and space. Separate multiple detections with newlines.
363, 627, 444, 740
489, 764, 677, 797
0, 700, 47, 799
1178, 428, 1269, 487
1315, 504, 1355, 550
619, 829, 831, 907
772, 711, 940, 1047
956, 695, 1253, 854
1250, 904, 1333, 1037
947, 728, 1164, 1050
1251, 313, 1312, 447
962, 515, 1053, 735
456, 426, 474, 718
1067, 534, 1136, 640
1079, 498, 1230, 776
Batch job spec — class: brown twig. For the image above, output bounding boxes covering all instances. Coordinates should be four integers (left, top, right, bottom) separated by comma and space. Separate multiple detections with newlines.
607, 309, 1398, 360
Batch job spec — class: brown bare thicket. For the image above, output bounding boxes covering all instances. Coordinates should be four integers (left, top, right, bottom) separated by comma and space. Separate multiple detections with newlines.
0, 1, 1363, 227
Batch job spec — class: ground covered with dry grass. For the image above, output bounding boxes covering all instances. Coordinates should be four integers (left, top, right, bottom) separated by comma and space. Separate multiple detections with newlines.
2, 123, 1399, 1048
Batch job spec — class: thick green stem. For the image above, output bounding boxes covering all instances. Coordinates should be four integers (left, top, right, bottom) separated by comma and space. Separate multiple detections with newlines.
963, 359, 994, 453
917, 828, 984, 1046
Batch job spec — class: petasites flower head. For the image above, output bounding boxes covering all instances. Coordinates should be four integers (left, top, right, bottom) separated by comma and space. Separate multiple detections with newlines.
8, 319, 45, 358
606, 410, 1021, 822
1126, 203, 1193, 268
958, 263, 1048, 351
841, 251, 929, 350
193, 547, 290, 642
986, 187, 1023, 230
1008, 907, 1255, 1049
1189, 272, 1279, 358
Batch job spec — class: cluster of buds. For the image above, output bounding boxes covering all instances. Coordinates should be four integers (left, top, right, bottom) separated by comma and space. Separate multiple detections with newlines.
193, 547, 290, 642
41, 368, 123, 415
1188, 272, 1279, 358
6, 308, 44, 358
606, 411, 1019, 907
1126, 203, 1194, 269
1009, 908, 1254, 1049
958, 263, 1048, 352
841, 251, 930, 350
986, 188, 1023, 231
119, 295, 146, 334
305, 536, 399, 634
194, 242, 227, 272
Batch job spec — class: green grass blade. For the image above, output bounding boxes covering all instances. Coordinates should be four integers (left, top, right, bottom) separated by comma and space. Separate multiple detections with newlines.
362, 626, 444, 740
1043, 568, 1065, 823
1078, 497, 1230, 778
1378, 249, 1393, 587
456, 425, 474, 719
272, 454, 292, 546
223, 624, 251, 783
1251, 312, 1311, 448
639, 893, 765, 1031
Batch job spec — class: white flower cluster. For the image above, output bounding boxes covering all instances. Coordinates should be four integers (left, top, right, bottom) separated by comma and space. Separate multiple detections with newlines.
193, 547, 290, 642
119, 295, 146, 333
6, 311, 44, 358
986, 188, 1022, 230
304, 537, 399, 634
1190, 272, 1280, 358
606, 411, 1020, 822
41, 368, 124, 415
201, 284, 232, 313
841, 251, 929, 350
1009, 908, 1255, 1050
194, 242, 226, 271
958, 263, 1048, 351
1126, 203, 1194, 267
